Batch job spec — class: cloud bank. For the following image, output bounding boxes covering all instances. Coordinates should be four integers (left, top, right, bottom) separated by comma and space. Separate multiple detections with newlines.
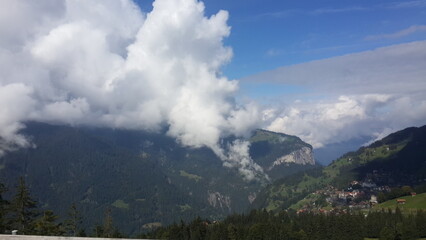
245, 41, 426, 148
0, 0, 266, 181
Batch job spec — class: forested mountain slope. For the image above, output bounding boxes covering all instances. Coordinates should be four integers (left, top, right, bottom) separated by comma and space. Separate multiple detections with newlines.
0, 122, 316, 234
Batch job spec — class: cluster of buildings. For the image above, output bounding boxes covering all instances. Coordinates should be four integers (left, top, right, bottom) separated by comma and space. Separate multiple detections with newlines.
293, 166, 425, 215
299, 179, 397, 213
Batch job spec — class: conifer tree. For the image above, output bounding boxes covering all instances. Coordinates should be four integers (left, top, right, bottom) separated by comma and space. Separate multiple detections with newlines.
0, 182, 9, 233
415, 210, 426, 237
93, 225, 104, 238
103, 207, 113, 238
9, 177, 38, 234
64, 202, 82, 236
34, 210, 63, 236
379, 226, 394, 240
227, 223, 238, 240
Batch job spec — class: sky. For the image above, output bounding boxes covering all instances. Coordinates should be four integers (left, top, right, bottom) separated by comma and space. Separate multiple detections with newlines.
136, 0, 426, 78
0, 0, 425, 177
136, 0, 426, 154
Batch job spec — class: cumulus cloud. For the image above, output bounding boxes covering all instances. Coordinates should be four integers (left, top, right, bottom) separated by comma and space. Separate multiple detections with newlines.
264, 95, 386, 148
245, 41, 426, 148
0, 0, 265, 181
0, 84, 35, 156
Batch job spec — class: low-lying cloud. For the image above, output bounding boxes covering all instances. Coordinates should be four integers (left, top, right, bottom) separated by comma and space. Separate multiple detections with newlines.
0, 0, 265, 181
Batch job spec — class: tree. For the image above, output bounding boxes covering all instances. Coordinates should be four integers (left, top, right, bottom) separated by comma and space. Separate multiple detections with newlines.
378, 192, 387, 203
379, 226, 394, 240
401, 216, 419, 240
415, 210, 426, 237
64, 202, 82, 236
248, 223, 266, 240
401, 186, 414, 196
33, 210, 63, 236
92, 225, 104, 238
103, 207, 113, 238
227, 223, 238, 240
292, 229, 308, 240
9, 177, 38, 234
0, 182, 9, 233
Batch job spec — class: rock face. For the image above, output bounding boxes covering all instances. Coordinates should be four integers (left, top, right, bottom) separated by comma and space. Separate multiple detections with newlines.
207, 191, 231, 212
269, 147, 315, 170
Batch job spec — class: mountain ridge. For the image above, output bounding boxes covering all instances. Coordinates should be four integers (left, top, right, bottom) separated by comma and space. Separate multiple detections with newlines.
0, 122, 316, 235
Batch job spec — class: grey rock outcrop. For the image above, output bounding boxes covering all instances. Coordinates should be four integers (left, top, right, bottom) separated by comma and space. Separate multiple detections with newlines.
268, 147, 314, 170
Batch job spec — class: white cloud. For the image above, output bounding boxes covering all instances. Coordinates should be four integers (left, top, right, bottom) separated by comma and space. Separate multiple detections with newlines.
222, 140, 268, 182
266, 94, 391, 148
388, 0, 426, 9
365, 25, 426, 41
244, 41, 426, 96
0, 0, 264, 181
246, 41, 426, 148
0, 84, 35, 156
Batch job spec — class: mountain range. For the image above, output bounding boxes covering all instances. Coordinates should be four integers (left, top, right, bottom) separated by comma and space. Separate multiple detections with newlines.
0, 122, 316, 234
2, 122, 425, 235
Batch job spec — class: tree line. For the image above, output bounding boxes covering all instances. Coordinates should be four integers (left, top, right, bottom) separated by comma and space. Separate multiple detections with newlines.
0, 177, 123, 237
144, 208, 426, 240
2, 177, 426, 239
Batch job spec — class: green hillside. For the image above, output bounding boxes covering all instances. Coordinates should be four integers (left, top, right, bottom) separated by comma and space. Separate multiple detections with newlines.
253, 125, 426, 212
373, 193, 426, 211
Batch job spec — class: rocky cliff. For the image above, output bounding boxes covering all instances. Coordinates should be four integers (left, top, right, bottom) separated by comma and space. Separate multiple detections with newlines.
268, 147, 315, 170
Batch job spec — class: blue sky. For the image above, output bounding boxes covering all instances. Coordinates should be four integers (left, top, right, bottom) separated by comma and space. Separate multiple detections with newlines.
136, 0, 426, 79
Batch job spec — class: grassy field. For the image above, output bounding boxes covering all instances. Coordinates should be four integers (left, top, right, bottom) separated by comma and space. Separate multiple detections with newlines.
111, 199, 129, 209
373, 192, 426, 212
180, 170, 202, 182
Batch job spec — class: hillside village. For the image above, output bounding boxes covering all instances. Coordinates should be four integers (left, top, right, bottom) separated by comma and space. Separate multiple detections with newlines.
295, 173, 422, 214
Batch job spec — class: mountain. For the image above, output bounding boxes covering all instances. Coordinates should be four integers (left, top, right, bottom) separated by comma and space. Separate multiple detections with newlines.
0, 122, 315, 235
253, 125, 426, 212
249, 129, 315, 179
313, 136, 371, 165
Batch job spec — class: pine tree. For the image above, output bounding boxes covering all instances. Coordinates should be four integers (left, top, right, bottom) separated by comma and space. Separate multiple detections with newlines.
379, 226, 394, 240
34, 210, 63, 236
0, 182, 9, 233
9, 177, 38, 234
227, 223, 238, 240
64, 202, 82, 236
415, 210, 426, 237
93, 225, 104, 238
103, 207, 113, 238
401, 216, 418, 240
